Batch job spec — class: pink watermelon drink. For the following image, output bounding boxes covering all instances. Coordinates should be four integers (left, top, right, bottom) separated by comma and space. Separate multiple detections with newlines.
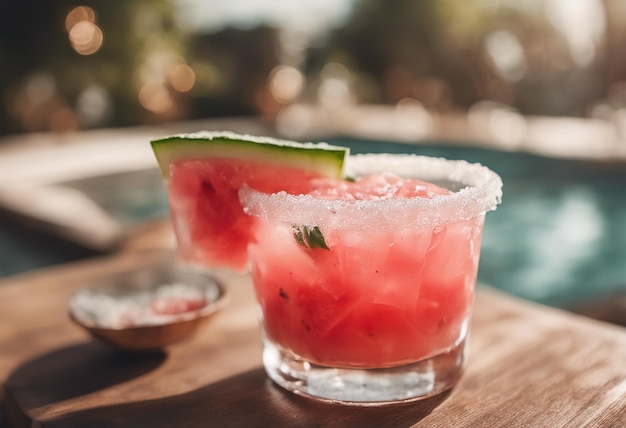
245, 176, 477, 368
240, 153, 502, 404
150, 132, 349, 272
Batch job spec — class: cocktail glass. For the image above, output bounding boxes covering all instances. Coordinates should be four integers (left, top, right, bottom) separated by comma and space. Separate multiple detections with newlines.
239, 153, 503, 405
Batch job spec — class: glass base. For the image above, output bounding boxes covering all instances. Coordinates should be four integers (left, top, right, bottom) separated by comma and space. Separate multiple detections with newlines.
262, 337, 467, 406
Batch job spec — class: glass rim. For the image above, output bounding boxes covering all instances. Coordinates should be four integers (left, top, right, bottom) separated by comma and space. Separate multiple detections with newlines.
239, 153, 503, 229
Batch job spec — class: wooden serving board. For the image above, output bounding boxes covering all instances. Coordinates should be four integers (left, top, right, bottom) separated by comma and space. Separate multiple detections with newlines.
1, 250, 625, 427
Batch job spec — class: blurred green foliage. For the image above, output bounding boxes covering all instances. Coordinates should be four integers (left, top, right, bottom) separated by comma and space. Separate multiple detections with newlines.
1, 0, 625, 136
0, 0, 185, 135
306, 0, 626, 116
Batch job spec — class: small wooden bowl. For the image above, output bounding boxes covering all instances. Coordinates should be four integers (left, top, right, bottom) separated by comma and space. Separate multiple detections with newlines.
68, 262, 228, 352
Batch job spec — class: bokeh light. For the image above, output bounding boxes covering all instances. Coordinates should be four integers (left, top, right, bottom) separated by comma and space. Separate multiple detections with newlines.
468, 101, 527, 148
76, 85, 113, 126
268, 65, 303, 103
137, 53, 194, 115
318, 62, 352, 109
485, 30, 527, 82
169, 64, 196, 93
138, 83, 173, 114
68, 20, 104, 55
65, 6, 96, 32
10, 73, 64, 132
546, 0, 606, 67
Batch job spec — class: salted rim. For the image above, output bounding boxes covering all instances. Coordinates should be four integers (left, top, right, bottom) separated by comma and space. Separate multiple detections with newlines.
239, 154, 503, 230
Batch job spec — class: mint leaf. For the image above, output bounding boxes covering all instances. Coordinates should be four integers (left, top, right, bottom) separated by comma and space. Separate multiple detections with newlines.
292, 225, 305, 246
305, 226, 330, 250
292, 225, 330, 250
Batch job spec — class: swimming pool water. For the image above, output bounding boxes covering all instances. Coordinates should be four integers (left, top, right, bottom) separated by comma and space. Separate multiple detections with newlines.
1, 137, 623, 311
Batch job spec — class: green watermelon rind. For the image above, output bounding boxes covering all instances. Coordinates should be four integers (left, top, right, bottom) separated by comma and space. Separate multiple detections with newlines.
151, 131, 349, 180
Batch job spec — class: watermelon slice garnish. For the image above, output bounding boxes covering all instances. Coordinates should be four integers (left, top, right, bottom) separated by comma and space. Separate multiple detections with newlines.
150, 131, 349, 271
